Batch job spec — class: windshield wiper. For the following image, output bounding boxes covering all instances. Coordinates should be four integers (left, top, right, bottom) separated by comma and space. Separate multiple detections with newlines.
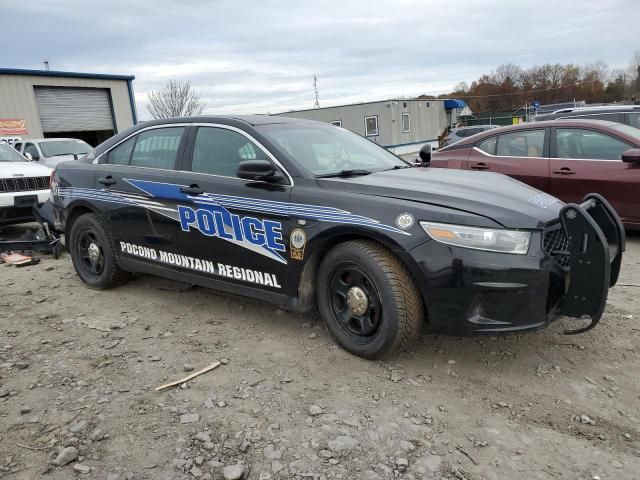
386, 164, 413, 170
315, 169, 373, 178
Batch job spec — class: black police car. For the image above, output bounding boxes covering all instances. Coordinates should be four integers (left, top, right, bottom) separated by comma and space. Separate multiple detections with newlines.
50, 116, 625, 359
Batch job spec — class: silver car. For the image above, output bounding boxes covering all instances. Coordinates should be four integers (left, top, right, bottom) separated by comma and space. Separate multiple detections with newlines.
443, 125, 498, 146
13, 138, 92, 169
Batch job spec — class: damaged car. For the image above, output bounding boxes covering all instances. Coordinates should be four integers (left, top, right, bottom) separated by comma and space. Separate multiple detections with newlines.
0, 142, 51, 226
50, 116, 625, 359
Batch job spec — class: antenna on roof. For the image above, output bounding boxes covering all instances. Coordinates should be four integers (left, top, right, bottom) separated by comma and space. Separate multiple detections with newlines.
313, 75, 320, 109
43, 60, 50, 71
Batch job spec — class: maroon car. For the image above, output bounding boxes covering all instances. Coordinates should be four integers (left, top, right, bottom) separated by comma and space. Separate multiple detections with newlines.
430, 119, 640, 229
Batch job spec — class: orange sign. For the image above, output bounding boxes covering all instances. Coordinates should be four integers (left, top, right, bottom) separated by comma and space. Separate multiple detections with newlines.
0, 119, 28, 135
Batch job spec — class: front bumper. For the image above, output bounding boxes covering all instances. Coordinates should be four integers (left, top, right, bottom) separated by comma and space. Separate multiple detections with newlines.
401, 193, 625, 336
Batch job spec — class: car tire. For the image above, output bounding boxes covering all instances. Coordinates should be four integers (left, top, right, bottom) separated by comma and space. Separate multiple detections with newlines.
69, 213, 130, 289
317, 240, 424, 359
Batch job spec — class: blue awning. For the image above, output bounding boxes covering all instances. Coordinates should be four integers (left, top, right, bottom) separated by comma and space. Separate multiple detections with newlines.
444, 99, 466, 109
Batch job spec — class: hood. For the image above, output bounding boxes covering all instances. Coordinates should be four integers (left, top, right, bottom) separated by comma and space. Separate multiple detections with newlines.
0, 161, 52, 179
317, 168, 562, 229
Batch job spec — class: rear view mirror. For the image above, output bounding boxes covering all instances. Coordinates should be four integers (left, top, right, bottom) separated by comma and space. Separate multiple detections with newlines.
418, 143, 433, 167
24, 153, 33, 161
237, 160, 282, 182
621, 148, 640, 163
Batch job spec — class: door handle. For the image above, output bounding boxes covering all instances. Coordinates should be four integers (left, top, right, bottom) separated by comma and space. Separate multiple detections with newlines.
470, 163, 489, 170
98, 176, 116, 186
553, 168, 576, 175
180, 184, 204, 195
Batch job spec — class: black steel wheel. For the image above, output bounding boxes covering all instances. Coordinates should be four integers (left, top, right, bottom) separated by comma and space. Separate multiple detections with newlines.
69, 213, 129, 289
317, 240, 424, 359
329, 265, 383, 342
76, 228, 105, 276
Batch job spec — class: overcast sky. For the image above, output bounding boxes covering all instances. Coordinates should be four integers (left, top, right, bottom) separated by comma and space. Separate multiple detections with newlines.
3, 0, 639, 119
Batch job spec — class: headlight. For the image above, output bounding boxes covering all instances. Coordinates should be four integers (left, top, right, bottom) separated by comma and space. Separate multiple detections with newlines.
420, 221, 531, 255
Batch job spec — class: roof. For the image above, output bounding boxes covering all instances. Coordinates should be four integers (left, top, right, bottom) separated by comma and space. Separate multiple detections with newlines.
453, 124, 498, 130
136, 114, 315, 127
277, 98, 451, 115
26, 137, 89, 143
551, 105, 640, 114
0, 68, 134, 81
230, 114, 311, 125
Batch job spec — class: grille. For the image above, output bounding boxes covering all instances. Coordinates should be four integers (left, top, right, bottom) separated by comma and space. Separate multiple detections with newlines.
543, 224, 570, 268
0, 176, 50, 193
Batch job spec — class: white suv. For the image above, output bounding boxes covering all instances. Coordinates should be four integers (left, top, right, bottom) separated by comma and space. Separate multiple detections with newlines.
0, 143, 52, 226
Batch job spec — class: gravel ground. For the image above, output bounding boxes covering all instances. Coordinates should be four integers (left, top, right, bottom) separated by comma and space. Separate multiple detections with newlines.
0, 224, 638, 480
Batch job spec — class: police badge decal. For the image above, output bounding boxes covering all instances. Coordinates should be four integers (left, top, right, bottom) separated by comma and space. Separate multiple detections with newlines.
289, 228, 307, 260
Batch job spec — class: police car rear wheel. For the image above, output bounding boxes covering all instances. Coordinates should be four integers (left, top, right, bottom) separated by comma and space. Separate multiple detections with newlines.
318, 240, 423, 359
69, 213, 129, 289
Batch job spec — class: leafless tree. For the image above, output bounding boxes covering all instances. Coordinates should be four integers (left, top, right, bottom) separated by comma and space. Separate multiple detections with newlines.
147, 80, 207, 119
494, 63, 523, 88
452, 81, 469, 94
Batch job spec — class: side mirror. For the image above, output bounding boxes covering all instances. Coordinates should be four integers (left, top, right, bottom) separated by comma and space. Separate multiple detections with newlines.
418, 143, 433, 167
237, 160, 282, 182
24, 152, 33, 161
621, 148, 640, 163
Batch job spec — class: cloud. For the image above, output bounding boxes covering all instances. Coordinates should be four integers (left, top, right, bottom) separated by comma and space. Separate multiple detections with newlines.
3, 0, 639, 119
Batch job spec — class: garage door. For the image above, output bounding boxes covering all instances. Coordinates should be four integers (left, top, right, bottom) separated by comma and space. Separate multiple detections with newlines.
34, 87, 115, 132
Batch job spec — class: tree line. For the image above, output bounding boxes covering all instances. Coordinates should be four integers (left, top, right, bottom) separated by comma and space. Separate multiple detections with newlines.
419, 50, 640, 113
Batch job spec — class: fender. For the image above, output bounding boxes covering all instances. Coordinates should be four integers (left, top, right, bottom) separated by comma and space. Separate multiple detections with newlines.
287, 225, 429, 313
61, 199, 103, 234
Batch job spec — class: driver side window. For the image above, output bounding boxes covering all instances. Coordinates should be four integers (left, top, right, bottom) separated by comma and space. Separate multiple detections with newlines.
496, 130, 545, 158
24, 143, 40, 160
190, 127, 270, 177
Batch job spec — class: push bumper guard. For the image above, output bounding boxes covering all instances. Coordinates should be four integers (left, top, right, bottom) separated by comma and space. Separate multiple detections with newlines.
558, 193, 625, 334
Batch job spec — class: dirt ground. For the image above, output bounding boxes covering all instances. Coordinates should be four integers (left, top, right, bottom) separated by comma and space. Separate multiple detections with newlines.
0, 224, 638, 480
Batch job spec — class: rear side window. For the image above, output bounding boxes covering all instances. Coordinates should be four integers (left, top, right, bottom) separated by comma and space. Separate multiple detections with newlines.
108, 137, 136, 165
463, 128, 481, 137
476, 136, 497, 155
191, 127, 269, 177
555, 128, 631, 160
130, 127, 185, 169
496, 130, 545, 157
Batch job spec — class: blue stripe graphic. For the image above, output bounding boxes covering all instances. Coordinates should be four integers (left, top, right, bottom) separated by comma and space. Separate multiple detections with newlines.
60, 179, 410, 237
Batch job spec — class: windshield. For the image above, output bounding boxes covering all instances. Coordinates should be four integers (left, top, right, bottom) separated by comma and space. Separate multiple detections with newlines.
40, 140, 91, 157
611, 124, 640, 144
0, 143, 27, 162
256, 124, 410, 176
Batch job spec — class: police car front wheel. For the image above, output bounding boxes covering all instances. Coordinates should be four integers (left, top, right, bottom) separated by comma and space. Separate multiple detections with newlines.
69, 213, 130, 289
317, 240, 424, 359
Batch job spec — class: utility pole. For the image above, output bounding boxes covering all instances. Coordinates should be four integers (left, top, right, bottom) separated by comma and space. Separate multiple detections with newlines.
313, 75, 320, 109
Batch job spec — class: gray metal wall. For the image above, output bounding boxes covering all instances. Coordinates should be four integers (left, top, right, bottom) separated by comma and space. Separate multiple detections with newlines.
276, 100, 449, 148
0, 74, 135, 139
